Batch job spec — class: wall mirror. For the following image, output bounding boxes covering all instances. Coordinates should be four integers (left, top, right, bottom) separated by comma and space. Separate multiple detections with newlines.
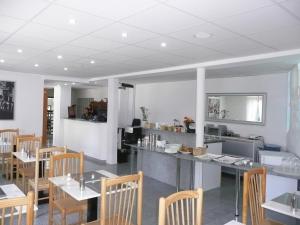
206, 93, 267, 125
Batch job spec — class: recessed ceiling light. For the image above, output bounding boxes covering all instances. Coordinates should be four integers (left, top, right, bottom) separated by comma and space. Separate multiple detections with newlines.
121, 32, 128, 38
34, 64, 39, 67
64, 83, 68, 86
72, 82, 76, 85
90, 60, 95, 64
17, 49, 23, 53
0, 59, 4, 63
194, 32, 212, 39
64, 67, 68, 71
69, 18, 76, 25
57, 55, 63, 59
160, 42, 167, 47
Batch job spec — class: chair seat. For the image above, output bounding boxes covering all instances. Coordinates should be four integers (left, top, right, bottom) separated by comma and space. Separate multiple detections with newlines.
19, 167, 35, 177
7, 158, 18, 164
263, 219, 284, 225
0, 152, 11, 158
28, 178, 49, 190
83, 216, 134, 225
53, 198, 86, 214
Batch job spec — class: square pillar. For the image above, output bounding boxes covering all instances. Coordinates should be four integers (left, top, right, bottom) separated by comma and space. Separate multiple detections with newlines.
53, 85, 71, 146
196, 68, 206, 147
107, 78, 119, 164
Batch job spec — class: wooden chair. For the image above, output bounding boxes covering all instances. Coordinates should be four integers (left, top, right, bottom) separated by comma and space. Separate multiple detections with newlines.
16, 136, 42, 193
158, 189, 203, 225
83, 171, 144, 225
242, 167, 284, 225
0, 191, 34, 225
49, 152, 86, 225
9, 134, 35, 181
28, 146, 67, 208
0, 129, 19, 179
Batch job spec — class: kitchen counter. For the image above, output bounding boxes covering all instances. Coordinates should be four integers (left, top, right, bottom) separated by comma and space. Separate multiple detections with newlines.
64, 118, 106, 123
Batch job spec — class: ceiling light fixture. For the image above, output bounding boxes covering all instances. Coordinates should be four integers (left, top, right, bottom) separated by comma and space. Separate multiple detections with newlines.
34, 64, 39, 67
69, 18, 76, 25
121, 32, 128, 38
64, 67, 68, 71
160, 42, 167, 47
57, 55, 63, 59
72, 82, 76, 85
17, 49, 23, 53
0, 59, 4, 63
90, 60, 95, 64
194, 32, 212, 39
64, 83, 68, 86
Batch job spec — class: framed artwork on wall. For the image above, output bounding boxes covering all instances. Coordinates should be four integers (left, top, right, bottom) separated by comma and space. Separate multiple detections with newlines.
0, 81, 15, 120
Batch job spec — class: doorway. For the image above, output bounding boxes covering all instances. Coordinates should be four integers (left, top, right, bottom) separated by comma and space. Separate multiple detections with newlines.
42, 88, 54, 146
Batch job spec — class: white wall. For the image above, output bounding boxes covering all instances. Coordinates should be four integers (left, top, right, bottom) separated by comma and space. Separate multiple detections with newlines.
135, 80, 196, 124
135, 73, 288, 148
71, 87, 107, 104
0, 70, 44, 135
206, 74, 288, 148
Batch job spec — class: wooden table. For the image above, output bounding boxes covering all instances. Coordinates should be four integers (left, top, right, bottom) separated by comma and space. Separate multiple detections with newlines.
262, 191, 300, 219
12, 151, 36, 186
224, 221, 245, 225
48, 169, 118, 222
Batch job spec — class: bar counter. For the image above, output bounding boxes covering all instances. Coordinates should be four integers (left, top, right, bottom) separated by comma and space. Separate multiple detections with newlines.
63, 118, 108, 161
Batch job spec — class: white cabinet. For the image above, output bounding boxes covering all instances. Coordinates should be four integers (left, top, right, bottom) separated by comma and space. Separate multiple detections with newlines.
194, 142, 222, 191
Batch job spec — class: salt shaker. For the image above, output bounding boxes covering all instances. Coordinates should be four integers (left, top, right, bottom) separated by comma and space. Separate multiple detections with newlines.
291, 193, 297, 213
79, 175, 85, 191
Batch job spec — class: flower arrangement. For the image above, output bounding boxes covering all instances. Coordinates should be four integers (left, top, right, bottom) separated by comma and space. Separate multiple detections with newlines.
183, 116, 194, 126
140, 106, 149, 121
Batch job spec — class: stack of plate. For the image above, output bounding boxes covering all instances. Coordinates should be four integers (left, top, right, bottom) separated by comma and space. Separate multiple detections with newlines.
165, 144, 181, 154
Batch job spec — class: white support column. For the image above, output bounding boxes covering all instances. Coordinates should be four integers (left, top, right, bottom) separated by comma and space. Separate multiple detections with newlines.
196, 67, 206, 147
53, 85, 71, 146
107, 78, 119, 164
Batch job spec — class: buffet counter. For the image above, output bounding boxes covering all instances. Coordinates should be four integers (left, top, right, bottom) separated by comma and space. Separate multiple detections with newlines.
63, 119, 107, 161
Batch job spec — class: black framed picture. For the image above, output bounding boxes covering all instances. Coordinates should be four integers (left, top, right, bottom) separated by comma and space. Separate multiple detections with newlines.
0, 81, 15, 120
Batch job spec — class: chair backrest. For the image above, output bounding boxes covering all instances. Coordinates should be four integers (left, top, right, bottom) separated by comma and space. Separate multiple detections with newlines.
100, 171, 143, 225
16, 136, 41, 154
49, 152, 84, 202
49, 152, 84, 177
0, 191, 34, 225
158, 189, 203, 225
0, 129, 19, 153
33, 146, 67, 206
242, 167, 267, 225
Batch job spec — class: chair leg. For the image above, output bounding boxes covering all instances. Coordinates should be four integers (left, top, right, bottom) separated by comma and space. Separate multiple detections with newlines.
79, 210, 84, 224
62, 211, 66, 225
49, 202, 53, 225
1, 156, 4, 175
10, 161, 13, 182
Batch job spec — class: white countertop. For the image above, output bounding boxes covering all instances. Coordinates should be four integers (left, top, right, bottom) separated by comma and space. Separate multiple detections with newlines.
48, 170, 118, 201
12, 152, 36, 163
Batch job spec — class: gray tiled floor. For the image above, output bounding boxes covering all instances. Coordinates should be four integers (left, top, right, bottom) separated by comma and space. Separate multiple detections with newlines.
1, 156, 298, 225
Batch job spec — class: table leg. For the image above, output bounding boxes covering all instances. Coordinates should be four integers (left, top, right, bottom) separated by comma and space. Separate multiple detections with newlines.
235, 169, 241, 219
176, 158, 181, 192
16, 158, 19, 185
190, 160, 195, 190
130, 149, 134, 174
87, 197, 98, 222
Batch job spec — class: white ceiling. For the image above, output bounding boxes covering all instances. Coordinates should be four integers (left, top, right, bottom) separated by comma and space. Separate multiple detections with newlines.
0, 0, 300, 79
